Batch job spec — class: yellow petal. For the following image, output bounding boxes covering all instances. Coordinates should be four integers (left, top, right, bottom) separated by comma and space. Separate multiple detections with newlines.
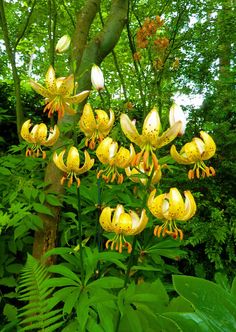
179, 191, 197, 221
53, 150, 68, 172
44, 125, 60, 146
168, 188, 185, 220
169, 103, 186, 135
117, 213, 132, 233
99, 207, 114, 232
112, 205, 125, 228
120, 114, 142, 147
184, 141, 202, 162
154, 121, 181, 148
200, 131, 216, 160
67, 90, 90, 104
30, 80, 51, 98
114, 146, 131, 168
45, 66, 56, 91
142, 108, 160, 144
67, 147, 80, 171
34, 123, 47, 143
57, 75, 74, 95
170, 145, 192, 164
129, 209, 148, 235
96, 137, 115, 164
77, 150, 94, 174
96, 109, 115, 135
79, 104, 97, 134
21, 120, 34, 143
147, 189, 166, 219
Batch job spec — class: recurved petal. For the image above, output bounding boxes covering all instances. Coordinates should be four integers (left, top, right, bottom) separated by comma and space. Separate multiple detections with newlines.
117, 213, 132, 233
76, 150, 94, 174
112, 205, 125, 228
129, 209, 148, 235
120, 114, 142, 147
200, 131, 216, 160
169, 103, 186, 136
96, 137, 114, 164
178, 190, 197, 221
44, 125, 60, 146
184, 141, 202, 162
147, 190, 166, 219
67, 90, 90, 104
96, 109, 114, 134
53, 150, 68, 172
66, 147, 80, 171
170, 145, 192, 164
57, 75, 74, 95
154, 121, 182, 148
99, 207, 114, 232
45, 66, 56, 91
79, 104, 97, 134
114, 146, 131, 168
30, 80, 51, 98
167, 188, 185, 220
34, 123, 47, 143
21, 120, 34, 143
142, 108, 161, 144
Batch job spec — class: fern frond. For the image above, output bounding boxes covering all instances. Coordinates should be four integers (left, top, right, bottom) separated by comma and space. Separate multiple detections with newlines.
18, 254, 64, 331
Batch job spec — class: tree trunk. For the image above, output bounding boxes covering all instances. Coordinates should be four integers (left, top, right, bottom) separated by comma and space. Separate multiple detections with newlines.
32, 0, 128, 262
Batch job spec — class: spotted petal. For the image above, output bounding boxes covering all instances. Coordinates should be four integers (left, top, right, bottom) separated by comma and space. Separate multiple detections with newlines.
167, 188, 185, 220
45, 66, 56, 91
34, 123, 47, 143
67, 90, 90, 104
100, 207, 114, 232
179, 191, 197, 221
77, 150, 94, 174
200, 131, 216, 160
21, 120, 34, 143
147, 189, 166, 219
53, 150, 68, 173
44, 125, 60, 146
30, 80, 52, 98
129, 209, 148, 235
154, 121, 182, 148
120, 114, 142, 147
170, 145, 193, 164
66, 147, 80, 172
79, 104, 97, 135
142, 108, 161, 144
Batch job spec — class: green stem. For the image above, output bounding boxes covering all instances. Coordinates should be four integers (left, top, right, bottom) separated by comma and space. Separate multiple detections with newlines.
77, 186, 85, 285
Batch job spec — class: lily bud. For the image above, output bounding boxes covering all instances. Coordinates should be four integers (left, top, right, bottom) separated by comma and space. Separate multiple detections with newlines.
55, 35, 71, 53
169, 102, 186, 136
91, 64, 104, 91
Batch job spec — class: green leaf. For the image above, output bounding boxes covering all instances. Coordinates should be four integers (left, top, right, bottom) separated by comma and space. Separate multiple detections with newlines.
47, 265, 81, 284
46, 194, 63, 207
0, 276, 17, 287
168, 275, 236, 332
3, 303, 17, 321
32, 203, 54, 216
88, 276, 124, 289
0, 166, 11, 175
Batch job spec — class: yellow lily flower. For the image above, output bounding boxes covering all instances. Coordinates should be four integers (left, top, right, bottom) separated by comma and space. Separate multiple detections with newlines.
100, 205, 148, 253
53, 146, 94, 187
30, 66, 90, 119
148, 188, 196, 240
125, 161, 162, 186
96, 137, 135, 184
79, 104, 114, 149
120, 107, 182, 171
170, 131, 216, 179
21, 119, 59, 158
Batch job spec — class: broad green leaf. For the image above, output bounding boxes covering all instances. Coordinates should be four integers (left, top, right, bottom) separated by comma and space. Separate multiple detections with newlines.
88, 276, 124, 289
47, 265, 81, 284
33, 203, 54, 216
3, 303, 17, 321
46, 194, 63, 207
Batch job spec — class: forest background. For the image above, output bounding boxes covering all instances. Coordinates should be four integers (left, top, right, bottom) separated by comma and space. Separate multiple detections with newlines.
0, 0, 236, 331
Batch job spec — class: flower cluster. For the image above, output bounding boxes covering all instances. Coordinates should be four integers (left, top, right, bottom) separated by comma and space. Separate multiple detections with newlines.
21, 64, 216, 254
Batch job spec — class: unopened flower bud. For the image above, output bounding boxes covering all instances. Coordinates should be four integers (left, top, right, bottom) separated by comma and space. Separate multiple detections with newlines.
91, 64, 104, 91
169, 102, 186, 136
55, 35, 71, 53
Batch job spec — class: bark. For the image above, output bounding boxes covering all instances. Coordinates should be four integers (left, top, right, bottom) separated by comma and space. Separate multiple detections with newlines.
32, 0, 128, 262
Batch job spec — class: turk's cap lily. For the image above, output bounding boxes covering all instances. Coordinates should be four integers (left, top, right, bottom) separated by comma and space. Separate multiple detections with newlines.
100, 205, 148, 253
91, 64, 104, 91
147, 188, 196, 240
120, 107, 182, 149
53, 146, 94, 187
55, 35, 71, 53
30, 66, 90, 119
170, 131, 216, 179
125, 162, 162, 185
96, 137, 135, 168
21, 119, 60, 158
169, 102, 186, 136
79, 104, 114, 149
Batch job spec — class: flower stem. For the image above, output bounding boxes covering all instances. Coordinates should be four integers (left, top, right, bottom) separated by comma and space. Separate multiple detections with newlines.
76, 186, 85, 285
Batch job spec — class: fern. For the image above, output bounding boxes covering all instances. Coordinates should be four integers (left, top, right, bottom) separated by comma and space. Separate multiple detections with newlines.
18, 254, 64, 331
